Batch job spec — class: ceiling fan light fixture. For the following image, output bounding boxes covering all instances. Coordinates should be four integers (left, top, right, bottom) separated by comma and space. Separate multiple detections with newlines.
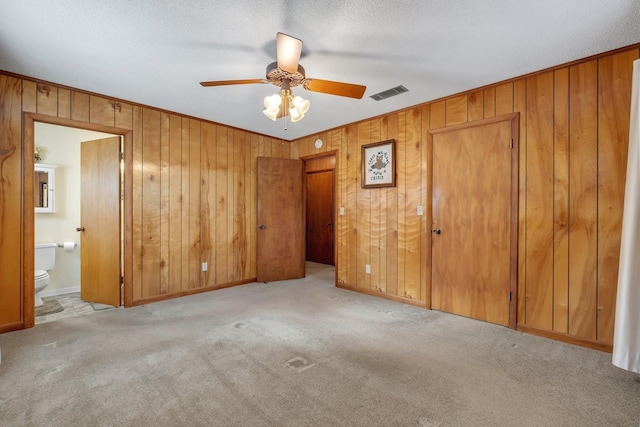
264, 93, 281, 110
292, 96, 310, 114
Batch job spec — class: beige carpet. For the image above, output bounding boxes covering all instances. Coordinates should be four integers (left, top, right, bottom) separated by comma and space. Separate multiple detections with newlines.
1, 262, 638, 426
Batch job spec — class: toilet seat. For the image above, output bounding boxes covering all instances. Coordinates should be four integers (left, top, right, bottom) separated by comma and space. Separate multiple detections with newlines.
35, 270, 49, 280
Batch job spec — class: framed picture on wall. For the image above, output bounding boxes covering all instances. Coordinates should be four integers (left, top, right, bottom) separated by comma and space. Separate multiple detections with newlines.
361, 139, 396, 188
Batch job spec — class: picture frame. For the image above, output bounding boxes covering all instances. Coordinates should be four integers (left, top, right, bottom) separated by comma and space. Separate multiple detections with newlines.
361, 139, 396, 188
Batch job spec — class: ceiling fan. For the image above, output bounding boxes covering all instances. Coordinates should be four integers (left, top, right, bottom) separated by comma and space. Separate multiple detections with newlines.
200, 32, 367, 122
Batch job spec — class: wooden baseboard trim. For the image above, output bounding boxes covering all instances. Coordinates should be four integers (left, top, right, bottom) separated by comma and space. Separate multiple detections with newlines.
336, 283, 426, 308
517, 324, 613, 353
130, 278, 257, 307
0, 321, 26, 334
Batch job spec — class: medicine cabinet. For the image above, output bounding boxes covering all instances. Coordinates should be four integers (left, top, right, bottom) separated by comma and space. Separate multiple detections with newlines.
35, 164, 57, 213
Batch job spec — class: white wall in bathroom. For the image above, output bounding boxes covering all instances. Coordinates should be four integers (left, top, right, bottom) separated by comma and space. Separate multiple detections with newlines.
35, 122, 117, 295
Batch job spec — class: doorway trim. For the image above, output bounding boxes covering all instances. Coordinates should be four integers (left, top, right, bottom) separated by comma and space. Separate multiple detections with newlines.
300, 150, 338, 282
427, 113, 519, 329
22, 113, 133, 328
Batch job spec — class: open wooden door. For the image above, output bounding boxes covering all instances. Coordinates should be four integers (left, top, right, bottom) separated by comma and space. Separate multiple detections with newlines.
257, 157, 305, 282
79, 136, 121, 306
430, 115, 518, 328
306, 169, 335, 265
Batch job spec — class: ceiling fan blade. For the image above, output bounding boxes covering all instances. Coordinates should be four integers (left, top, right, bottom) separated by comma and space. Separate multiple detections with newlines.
200, 79, 265, 87
304, 79, 367, 99
276, 32, 302, 74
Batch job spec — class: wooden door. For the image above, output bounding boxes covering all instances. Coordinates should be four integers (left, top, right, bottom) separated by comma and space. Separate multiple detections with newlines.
257, 157, 305, 282
306, 170, 335, 265
431, 116, 518, 327
80, 137, 121, 306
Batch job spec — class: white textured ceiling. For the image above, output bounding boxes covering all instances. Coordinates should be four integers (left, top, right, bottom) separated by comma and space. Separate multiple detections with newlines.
1, 1, 639, 140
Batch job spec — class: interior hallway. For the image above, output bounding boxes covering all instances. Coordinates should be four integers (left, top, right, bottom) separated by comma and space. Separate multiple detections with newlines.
1, 262, 638, 426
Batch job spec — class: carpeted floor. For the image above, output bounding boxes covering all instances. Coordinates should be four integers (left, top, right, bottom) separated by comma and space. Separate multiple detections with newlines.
1, 262, 639, 426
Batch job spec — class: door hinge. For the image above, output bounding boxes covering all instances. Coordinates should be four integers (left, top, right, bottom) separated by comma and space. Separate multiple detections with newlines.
509, 291, 512, 301
510, 139, 514, 149
119, 152, 124, 161
120, 276, 124, 285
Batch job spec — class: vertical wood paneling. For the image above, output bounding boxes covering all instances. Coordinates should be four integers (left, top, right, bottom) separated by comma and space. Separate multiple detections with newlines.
226, 130, 235, 281
90, 95, 115, 127
36, 83, 57, 116
71, 92, 89, 122
57, 88, 71, 119
468, 89, 484, 122
346, 125, 358, 287
430, 101, 446, 129
336, 127, 348, 285
22, 80, 37, 113
168, 114, 183, 294
495, 83, 514, 116
141, 108, 162, 298
378, 119, 388, 292
553, 68, 570, 333
189, 120, 201, 289
180, 117, 190, 293
200, 122, 215, 287
115, 102, 134, 130
484, 87, 496, 118
445, 95, 467, 126
421, 105, 431, 306
0, 75, 23, 326
370, 120, 381, 291
243, 131, 252, 279
385, 114, 399, 296
404, 108, 422, 300
356, 121, 371, 289
513, 79, 527, 325
215, 126, 228, 284
568, 60, 598, 340
132, 106, 144, 300
159, 112, 170, 295
597, 49, 638, 342
396, 113, 408, 297
234, 130, 247, 280
524, 72, 554, 330
250, 134, 259, 279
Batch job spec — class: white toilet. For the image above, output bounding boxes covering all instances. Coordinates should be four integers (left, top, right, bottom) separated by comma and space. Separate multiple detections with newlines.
35, 243, 57, 307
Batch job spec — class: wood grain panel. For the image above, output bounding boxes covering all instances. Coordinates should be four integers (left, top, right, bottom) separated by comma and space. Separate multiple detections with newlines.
568, 60, 598, 340
468, 90, 484, 122
597, 49, 637, 343
335, 128, 348, 285
345, 125, 358, 287
421, 105, 431, 306
226, 129, 235, 282
243, 131, 252, 278
234, 130, 248, 280
115, 102, 134, 130
22, 80, 37, 113
513, 78, 527, 325
378, 118, 388, 292
71, 92, 89, 122
168, 114, 183, 294
553, 68, 570, 333
90, 95, 115, 127
356, 121, 371, 289
250, 134, 259, 279
159, 112, 170, 294
524, 72, 554, 330
385, 113, 399, 296
445, 95, 467, 126
215, 126, 228, 284
396, 113, 407, 297
0, 75, 23, 327
141, 108, 162, 298
180, 117, 191, 293
57, 88, 71, 119
200, 122, 214, 287
430, 101, 445, 129
369, 120, 381, 290
495, 83, 514, 116
484, 87, 496, 118
189, 120, 201, 289
404, 108, 422, 300
132, 106, 144, 300
36, 83, 57, 116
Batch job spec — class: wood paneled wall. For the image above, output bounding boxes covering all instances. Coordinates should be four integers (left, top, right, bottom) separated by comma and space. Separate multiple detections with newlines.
0, 73, 287, 332
291, 47, 639, 350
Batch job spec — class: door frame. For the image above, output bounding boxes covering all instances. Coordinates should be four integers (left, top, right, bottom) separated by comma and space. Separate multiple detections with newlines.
301, 150, 338, 277
426, 113, 519, 329
21, 113, 133, 328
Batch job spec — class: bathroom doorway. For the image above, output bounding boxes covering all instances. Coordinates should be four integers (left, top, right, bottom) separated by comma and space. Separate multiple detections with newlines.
27, 115, 130, 327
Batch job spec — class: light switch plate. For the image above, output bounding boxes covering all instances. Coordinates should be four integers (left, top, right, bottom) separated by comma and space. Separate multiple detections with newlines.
365, 264, 371, 274
202, 262, 208, 272
417, 205, 423, 216
339, 206, 345, 215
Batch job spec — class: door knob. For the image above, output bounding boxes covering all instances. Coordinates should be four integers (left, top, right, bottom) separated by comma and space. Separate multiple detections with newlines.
76, 227, 85, 232
432, 228, 441, 235
258, 224, 265, 230
327, 222, 333, 227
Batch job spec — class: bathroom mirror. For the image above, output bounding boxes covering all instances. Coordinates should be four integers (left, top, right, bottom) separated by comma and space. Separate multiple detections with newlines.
35, 164, 56, 213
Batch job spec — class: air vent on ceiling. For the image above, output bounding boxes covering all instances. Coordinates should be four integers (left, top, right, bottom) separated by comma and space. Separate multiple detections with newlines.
370, 85, 409, 101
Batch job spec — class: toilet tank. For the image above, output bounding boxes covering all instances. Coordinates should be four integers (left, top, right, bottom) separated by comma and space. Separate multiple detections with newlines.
35, 243, 57, 271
